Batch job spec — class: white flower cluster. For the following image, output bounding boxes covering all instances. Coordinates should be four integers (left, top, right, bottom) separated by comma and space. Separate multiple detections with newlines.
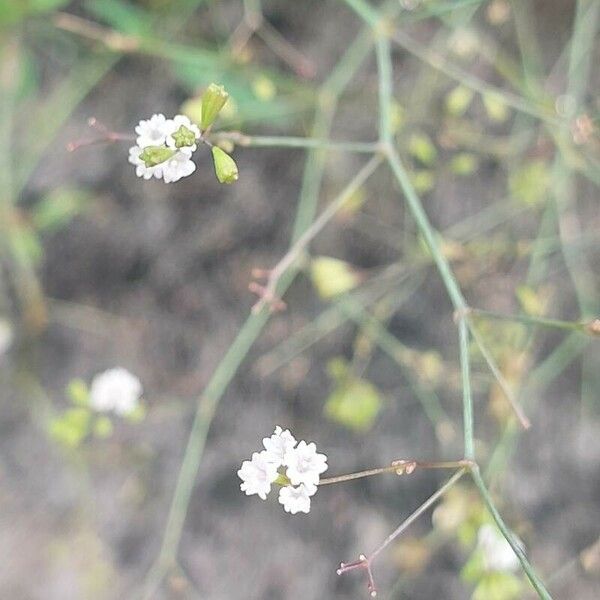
89, 367, 142, 416
129, 114, 200, 183
238, 426, 328, 514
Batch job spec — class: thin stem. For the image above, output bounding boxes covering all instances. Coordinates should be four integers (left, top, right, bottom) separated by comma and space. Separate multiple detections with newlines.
251, 154, 383, 313
337, 468, 467, 597
468, 319, 531, 429
458, 318, 475, 460
339, 296, 451, 429
342, 0, 380, 27
319, 460, 472, 485
210, 132, 380, 153
469, 307, 589, 333
256, 20, 316, 78
386, 147, 466, 310
471, 467, 553, 600
375, 34, 393, 144
370, 468, 466, 560
390, 29, 559, 124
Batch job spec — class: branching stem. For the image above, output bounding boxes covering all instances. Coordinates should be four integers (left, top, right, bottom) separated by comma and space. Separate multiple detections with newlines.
250, 154, 383, 313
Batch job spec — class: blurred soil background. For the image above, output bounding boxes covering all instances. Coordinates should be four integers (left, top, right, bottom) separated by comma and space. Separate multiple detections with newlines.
1, 0, 600, 599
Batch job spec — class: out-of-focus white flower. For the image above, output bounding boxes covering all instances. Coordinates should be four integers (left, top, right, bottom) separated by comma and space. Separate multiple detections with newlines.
135, 113, 171, 148
128, 145, 164, 180
278, 483, 316, 515
0, 319, 13, 357
166, 115, 201, 152
89, 367, 142, 416
263, 426, 297, 465
161, 148, 196, 183
477, 524, 521, 572
237, 450, 279, 500
283, 440, 328, 487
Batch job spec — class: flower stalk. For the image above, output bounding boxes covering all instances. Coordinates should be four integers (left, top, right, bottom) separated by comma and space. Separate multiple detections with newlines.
319, 459, 474, 486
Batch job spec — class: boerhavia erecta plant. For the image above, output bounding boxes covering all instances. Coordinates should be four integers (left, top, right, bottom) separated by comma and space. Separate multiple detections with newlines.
239, 426, 474, 596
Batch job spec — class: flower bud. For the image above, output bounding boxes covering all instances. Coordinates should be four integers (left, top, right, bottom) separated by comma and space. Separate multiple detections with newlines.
212, 146, 239, 184
171, 124, 197, 148
139, 145, 175, 167
201, 83, 229, 130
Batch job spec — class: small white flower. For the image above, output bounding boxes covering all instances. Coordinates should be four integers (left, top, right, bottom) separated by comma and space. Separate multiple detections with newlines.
135, 113, 170, 148
477, 524, 521, 572
284, 440, 328, 487
262, 426, 297, 466
166, 115, 201, 152
278, 483, 316, 514
161, 148, 196, 183
128, 145, 164, 180
238, 450, 279, 500
89, 367, 142, 416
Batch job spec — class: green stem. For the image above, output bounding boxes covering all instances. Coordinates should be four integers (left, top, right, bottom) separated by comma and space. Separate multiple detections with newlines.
468, 321, 531, 429
458, 318, 474, 460
469, 307, 588, 333
471, 467, 553, 600
342, 0, 380, 27
375, 35, 393, 144
386, 148, 466, 310
212, 132, 380, 153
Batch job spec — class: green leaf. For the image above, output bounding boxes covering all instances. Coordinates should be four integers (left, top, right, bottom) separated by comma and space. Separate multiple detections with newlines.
450, 153, 478, 176
93, 416, 114, 439
482, 94, 510, 122
461, 551, 486, 583
446, 85, 474, 117
252, 75, 277, 101
390, 101, 405, 133
473, 572, 523, 600
49, 407, 91, 448
408, 133, 438, 165
67, 378, 90, 407
324, 369, 382, 432
31, 187, 89, 233
83, 0, 153, 35
0, 0, 69, 26
310, 256, 360, 299
508, 160, 550, 206
176, 68, 298, 128
124, 403, 146, 423
8, 225, 43, 266
411, 170, 435, 194
515, 285, 546, 317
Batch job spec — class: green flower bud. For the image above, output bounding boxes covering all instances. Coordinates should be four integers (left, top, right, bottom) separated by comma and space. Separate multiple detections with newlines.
212, 146, 239, 184
171, 124, 196, 148
139, 145, 175, 167
201, 83, 229, 130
